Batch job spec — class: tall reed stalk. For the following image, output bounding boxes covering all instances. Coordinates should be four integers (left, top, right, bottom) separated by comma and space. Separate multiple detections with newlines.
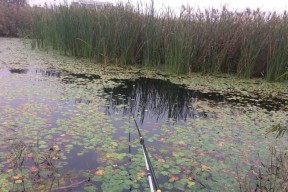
30, 3, 288, 81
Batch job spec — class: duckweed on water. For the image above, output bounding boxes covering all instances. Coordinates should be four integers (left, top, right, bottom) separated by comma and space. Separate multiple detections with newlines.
0, 38, 288, 191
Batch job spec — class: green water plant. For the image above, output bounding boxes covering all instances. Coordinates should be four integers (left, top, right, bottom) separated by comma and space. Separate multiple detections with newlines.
267, 123, 288, 138
1, 38, 288, 191
239, 124, 288, 192
29, 3, 288, 81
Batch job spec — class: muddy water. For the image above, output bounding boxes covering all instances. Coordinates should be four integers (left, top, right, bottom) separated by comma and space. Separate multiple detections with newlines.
0, 38, 288, 191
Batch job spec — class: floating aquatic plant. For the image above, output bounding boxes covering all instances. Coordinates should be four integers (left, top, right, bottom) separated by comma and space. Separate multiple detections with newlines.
0, 38, 288, 191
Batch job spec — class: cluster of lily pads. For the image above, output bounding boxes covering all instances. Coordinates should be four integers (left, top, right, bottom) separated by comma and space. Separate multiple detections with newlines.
0, 38, 287, 191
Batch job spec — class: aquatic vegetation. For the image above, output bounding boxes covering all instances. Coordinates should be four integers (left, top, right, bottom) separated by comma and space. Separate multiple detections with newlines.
28, 3, 288, 81
0, 1, 32, 37
239, 125, 288, 192
267, 123, 288, 138
0, 38, 288, 191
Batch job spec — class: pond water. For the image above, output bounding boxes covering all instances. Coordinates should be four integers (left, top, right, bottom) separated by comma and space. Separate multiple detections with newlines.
0, 39, 288, 191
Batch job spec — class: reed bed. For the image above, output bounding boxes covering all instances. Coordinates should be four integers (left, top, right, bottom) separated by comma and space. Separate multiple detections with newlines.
0, 1, 32, 37
30, 3, 288, 81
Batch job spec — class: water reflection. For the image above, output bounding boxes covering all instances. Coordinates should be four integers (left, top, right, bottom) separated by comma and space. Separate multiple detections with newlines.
9, 69, 29, 74
104, 78, 224, 124
103, 77, 287, 124
7, 68, 61, 77
31, 69, 61, 77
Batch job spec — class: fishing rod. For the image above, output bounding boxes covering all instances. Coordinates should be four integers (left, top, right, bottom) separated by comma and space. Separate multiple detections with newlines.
131, 113, 161, 192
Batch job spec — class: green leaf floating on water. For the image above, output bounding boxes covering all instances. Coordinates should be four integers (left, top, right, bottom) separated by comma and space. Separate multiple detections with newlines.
0, 38, 287, 191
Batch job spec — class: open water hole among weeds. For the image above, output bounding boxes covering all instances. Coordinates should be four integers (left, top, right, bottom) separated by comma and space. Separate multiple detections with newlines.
0, 67, 287, 191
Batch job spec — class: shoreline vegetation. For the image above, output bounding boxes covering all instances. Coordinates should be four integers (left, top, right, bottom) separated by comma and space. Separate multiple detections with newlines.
0, 3, 288, 191
1, 1, 288, 81
0, 37, 287, 191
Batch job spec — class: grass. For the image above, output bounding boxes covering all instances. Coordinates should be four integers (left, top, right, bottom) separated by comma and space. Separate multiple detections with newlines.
1, 2, 288, 81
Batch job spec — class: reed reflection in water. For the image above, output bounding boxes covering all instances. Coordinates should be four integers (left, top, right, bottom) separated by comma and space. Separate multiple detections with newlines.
104, 78, 225, 124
